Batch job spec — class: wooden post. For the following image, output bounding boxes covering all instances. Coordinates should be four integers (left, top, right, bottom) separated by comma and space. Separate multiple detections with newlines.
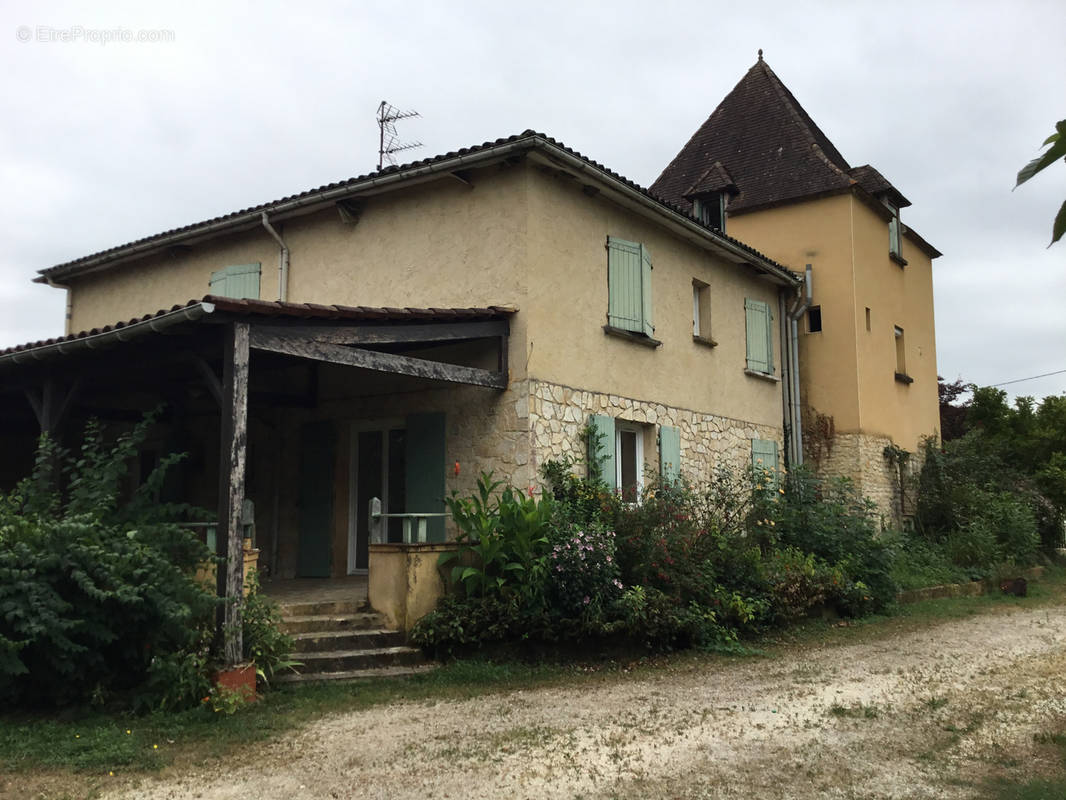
217, 322, 250, 666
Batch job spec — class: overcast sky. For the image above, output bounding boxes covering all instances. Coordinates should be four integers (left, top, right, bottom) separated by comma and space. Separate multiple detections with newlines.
2, 0, 1063, 402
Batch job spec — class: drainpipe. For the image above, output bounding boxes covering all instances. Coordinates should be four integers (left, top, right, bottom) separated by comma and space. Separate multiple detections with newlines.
261, 212, 289, 302
43, 277, 73, 335
785, 265, 813, 466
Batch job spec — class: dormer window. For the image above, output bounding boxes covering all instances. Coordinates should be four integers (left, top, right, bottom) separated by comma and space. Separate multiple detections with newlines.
692, 193, 726, 231
884, 201, 907, 266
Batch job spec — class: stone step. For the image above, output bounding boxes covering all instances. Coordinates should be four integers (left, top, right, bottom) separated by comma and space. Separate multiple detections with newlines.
278, 600, 366, 618
291, 629, 406, 653
296, 645, 426, 674
275, 664, 437, 684
279, 612, 386, 635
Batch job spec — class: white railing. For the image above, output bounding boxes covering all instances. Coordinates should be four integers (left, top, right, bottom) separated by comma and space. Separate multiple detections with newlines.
368, 497, 449, 544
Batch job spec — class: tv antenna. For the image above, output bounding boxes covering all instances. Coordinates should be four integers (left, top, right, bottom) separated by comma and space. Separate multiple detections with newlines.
377, 101, 422, 170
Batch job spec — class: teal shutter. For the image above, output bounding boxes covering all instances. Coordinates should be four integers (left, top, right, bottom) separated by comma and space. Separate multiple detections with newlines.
297, 421, 335, 577
751, 439, 779, 483
405, 412, 447, 542
658, 425, 681, 484
588, 414, 616, 489
210, 263, 261, 299
744, 298, 774, 374
640, 243, 654, 337
607, 237, 644, 333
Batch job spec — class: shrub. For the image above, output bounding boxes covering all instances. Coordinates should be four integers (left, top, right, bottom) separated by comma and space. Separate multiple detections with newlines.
241, 572, 299, 687
0, 417, 215, 709
545, 525, 623, 619
440, 473, 553, 606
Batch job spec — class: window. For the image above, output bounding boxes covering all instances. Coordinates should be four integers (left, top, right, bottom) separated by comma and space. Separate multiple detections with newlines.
616, 424, 644, 501
692, 280, 714, 344
744, 298, 775, 375
692, 193, 725, 230
807, 306, 822, 333
210, 263, 261, 299
751, 439, 779, 484
865, 307, 872, 332
894, 325, 912, 383
885, 202, 906, 265
588, 415, 680, 497
606, 237, 654, 339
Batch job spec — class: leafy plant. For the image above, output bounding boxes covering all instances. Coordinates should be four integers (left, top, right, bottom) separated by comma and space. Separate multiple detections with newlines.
242, 571, 300, 686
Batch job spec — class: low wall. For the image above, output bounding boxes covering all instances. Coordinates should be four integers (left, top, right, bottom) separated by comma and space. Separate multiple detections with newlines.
896, 566, 1046, 604
368, 542, 455, 631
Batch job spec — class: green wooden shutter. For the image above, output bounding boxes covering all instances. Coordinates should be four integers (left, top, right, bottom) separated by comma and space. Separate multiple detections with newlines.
588, 414, 616, 489
297, 421, 335, 577
209, 263, 261, 299
889, 216, 902, 258
745, 298, 774, 374
751, 439, 779, 484
607, 237, 644, 333
405, 412, 447, 542
658, 425, 681, 484
640, 243, 654, 337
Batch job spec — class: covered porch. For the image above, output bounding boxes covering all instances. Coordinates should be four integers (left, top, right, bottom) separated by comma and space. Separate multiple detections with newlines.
0, 296, 518, 661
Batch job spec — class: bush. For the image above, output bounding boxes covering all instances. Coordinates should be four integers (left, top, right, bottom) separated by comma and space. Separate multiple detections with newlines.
0, 418, 215, 709
545, 525, 622, 620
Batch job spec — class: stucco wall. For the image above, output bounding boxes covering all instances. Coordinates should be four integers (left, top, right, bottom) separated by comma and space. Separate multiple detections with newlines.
525, 168, 786, 430
728, 192, 939, 453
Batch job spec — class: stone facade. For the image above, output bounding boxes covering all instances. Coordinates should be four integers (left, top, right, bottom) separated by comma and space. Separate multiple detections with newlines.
807, 430, 924, 529
527, 378, 783, 484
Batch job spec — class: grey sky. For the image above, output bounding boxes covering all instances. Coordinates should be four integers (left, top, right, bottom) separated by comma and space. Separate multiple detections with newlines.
1, 0, 1063, 401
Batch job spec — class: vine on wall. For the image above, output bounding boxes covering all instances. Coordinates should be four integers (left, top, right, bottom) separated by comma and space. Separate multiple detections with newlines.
802, 406, 835, 468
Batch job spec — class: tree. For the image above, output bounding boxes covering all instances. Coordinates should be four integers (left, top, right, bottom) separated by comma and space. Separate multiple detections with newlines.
1015, 119, 1066, 246
937, 376, 971, 441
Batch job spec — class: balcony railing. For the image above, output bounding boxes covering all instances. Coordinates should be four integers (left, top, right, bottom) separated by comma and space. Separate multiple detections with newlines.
368, 497, 449, 544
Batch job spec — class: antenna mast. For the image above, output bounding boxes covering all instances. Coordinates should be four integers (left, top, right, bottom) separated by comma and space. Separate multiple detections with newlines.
377, 101, 422, 170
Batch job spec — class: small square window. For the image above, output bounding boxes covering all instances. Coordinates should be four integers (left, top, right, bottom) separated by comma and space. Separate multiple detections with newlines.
692, 193, 725, 230
807, 306, 822, 333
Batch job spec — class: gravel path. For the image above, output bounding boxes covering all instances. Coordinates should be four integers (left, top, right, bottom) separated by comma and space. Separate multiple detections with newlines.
113, 603, 1066, 799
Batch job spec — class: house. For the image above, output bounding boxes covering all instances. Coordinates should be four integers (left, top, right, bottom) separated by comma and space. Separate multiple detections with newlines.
651, 53, 941, 523
1, 131, 803, 623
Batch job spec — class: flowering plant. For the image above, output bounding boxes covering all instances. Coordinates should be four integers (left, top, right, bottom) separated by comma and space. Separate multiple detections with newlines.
546, 525, 623, 618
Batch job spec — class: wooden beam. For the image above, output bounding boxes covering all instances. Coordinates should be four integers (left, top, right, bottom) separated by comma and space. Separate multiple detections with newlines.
336, 199, 364, 225
190, 354, 224, 407
250, 320, 508, 346
23, 377, 81, 435
249, 329, 507, 389
217, 322, 249, 666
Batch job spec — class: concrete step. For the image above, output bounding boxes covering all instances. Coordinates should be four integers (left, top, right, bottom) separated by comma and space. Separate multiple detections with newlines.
296, 645, 426, 674
291, 629, 406, 653
279, 612, 386, 635
275, 664, 437, 684
278, 600, 366, 618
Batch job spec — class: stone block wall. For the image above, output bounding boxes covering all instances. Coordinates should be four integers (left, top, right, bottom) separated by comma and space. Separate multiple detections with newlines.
527, 378, 783, 485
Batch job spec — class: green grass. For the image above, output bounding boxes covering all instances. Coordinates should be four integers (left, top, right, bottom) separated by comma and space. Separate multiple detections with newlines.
986, 727, 1066, 799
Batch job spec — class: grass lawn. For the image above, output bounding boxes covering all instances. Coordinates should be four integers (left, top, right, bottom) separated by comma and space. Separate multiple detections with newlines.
2, 566, 1064, 798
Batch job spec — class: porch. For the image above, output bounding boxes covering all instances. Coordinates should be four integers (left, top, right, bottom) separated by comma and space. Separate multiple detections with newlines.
0, 297, 520, 663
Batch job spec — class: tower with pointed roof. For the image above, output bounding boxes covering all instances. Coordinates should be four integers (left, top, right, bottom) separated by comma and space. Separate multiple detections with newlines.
652, 54, 942, 525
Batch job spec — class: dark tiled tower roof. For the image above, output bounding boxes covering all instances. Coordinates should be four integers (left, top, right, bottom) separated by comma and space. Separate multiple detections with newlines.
650, 55, 908, 214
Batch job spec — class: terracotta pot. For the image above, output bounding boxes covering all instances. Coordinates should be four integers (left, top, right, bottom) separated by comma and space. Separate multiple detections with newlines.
214, 662, 257, 702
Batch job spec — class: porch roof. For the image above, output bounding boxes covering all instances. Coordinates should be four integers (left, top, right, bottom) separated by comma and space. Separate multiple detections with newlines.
0, 296, 516, 369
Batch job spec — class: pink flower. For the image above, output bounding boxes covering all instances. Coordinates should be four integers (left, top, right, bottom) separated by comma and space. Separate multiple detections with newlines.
583, 596, 591, 605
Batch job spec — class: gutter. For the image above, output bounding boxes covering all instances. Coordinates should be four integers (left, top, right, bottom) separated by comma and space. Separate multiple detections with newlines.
0, 302, 215, 368
36, 141, 543, 283
260, 213, 290, 303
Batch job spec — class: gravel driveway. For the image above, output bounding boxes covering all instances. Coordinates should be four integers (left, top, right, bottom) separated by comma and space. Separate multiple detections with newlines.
113, 602, 1066, 800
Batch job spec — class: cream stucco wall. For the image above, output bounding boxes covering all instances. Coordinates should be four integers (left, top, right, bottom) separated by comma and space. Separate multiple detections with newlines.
728, 192, 939, 454
525, 168, 785, 430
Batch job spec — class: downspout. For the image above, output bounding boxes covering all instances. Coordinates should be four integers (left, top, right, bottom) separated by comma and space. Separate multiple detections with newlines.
261, 212, 289, 302
44, 277, 73, 336
785, 265, 813, 466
